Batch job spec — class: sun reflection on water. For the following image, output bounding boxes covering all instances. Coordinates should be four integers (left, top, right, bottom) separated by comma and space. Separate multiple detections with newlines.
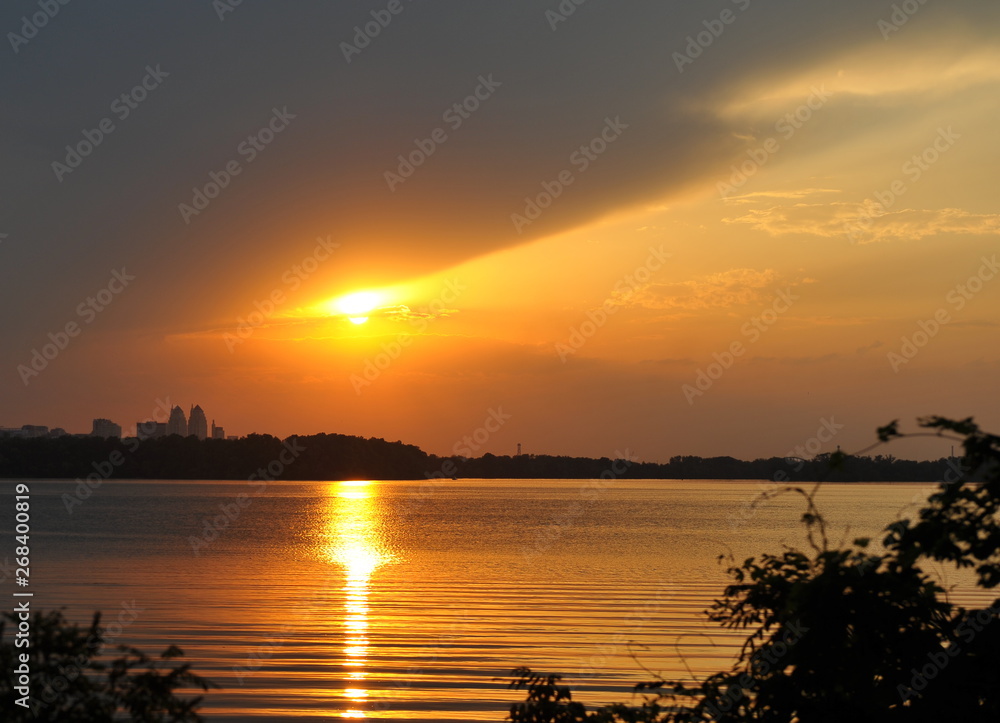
322, 480, 395, 719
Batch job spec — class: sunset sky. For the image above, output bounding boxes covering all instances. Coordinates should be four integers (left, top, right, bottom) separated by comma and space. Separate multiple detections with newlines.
2, 0, 998, 462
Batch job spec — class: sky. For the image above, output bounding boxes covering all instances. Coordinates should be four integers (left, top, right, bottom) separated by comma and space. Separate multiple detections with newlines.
1, 0, 998, 462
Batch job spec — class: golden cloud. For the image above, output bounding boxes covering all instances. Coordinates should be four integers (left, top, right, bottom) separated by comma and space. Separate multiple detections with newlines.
619, 268, 782, 311
725, 203, 1000, 243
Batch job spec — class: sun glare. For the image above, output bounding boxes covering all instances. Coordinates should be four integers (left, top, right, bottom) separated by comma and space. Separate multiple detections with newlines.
333, 291, 382, 325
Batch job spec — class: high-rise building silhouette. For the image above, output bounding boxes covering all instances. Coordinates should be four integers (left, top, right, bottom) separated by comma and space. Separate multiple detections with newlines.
167, 406, 188, 437
211, 419, 225, 440
91, 418, 122, 438
189, 405, 208, 441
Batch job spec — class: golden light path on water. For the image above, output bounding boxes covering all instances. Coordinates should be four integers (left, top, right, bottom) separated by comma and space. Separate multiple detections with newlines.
321, 480, 396, 719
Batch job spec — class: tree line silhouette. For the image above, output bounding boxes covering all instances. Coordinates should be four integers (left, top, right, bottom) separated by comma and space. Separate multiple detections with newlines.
0, 433, 965, 482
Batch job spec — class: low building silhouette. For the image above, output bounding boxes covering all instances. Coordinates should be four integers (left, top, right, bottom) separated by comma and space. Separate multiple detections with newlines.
0, 425, 49, 438
91, 418, 122, 439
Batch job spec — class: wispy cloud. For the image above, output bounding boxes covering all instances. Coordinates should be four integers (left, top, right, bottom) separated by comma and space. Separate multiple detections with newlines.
168, 303, 460, 344
617, 268, 781, 311
749, 353, 842, 365
855, 340, 883, 356
726, 203, 1000, 242
723, 188, 841, 205
380, 304, 459, 322
639, 357, 698, 366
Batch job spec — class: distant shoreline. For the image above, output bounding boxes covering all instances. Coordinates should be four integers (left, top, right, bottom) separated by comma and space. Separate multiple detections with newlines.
12, 477, 942, 485
0, 433, 964, 483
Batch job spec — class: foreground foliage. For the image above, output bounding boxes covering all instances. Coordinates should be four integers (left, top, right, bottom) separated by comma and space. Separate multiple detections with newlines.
508, 416, 1000, 722
0, 609, 215, 722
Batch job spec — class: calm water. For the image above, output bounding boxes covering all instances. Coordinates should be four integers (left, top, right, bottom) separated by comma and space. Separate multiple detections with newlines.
8, 478, 991, 721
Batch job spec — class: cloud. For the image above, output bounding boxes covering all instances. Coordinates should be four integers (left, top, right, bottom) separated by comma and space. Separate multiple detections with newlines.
725, 203, 1000, 242
749, 353, 842, 365
639, 357, 698, 366
165, 300, 463, 346
852, 208, 1000, 243
723, 189, 841, 204
719, 37, 1000, 119
380, 305, 459, 322
798, 316, 880, 327
617, 268, 781, 311
855, 340, 883, 356
949, 320, 1000, 329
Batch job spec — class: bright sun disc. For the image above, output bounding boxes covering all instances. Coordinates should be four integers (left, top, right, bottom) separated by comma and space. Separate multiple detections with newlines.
334, 292, 381, 324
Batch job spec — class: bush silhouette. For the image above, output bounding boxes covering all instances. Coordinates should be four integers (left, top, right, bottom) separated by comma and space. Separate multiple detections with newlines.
508, 416, 1000, 722
0, 608, 215, 722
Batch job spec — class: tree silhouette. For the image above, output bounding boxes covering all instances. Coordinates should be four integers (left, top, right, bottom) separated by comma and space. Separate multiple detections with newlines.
508, 416, 1000, 722
0, 609, 215, 722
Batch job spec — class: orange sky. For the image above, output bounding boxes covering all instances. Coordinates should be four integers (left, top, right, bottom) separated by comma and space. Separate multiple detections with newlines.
2, 3, 998, 461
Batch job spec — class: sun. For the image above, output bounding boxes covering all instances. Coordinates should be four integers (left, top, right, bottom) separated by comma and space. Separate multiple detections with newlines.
333, 291, 382, 325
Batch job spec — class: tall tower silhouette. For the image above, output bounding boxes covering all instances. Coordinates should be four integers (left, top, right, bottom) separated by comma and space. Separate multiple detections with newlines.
166, 406, 188, 437
189, 405, 208, 440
